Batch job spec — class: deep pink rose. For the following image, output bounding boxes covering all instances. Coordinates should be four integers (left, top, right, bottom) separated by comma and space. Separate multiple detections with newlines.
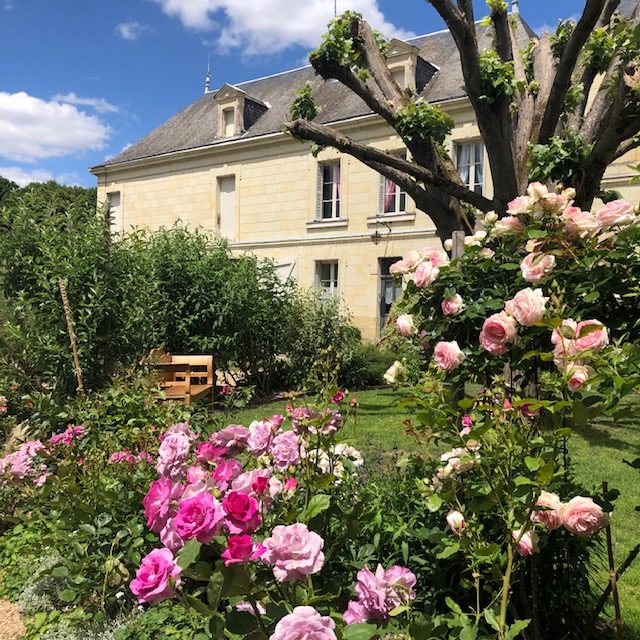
479, 312, 517, 356
413, 261, 439, 288
212, 459, 243, 492
196, 441, 227, 463
270, 431, 302, 470
446, 510, 465, 535
512, 528, 539, 556
174, 492, 225, 543
520, 252, 556, 283
562, 496, 609, 535
156, 432, 191, 480
504, 287, 548, 326
331, 390, 345, 404
221, 534, 266, 566
262, 523, 325, 583
211, 424, 250, 453
433, 341, 465, 371
270, 606, 336, 640
532, 491, 564, 530
396, 314, 417, 337
143, 477, 184, 533
596, 199, 636, 229
441, 294, 464, 316
130, 548, 182, 604
222, 491, 261, 534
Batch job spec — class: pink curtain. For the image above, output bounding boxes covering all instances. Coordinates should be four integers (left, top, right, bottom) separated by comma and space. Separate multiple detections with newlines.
384, 178, 395, 212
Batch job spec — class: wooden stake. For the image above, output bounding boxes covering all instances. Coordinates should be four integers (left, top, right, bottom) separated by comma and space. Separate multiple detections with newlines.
603, 481, 624, 640
452, 229, 465, 259
58, 279, 85, 395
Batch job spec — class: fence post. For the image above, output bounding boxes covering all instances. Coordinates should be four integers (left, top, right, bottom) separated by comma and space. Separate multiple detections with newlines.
59, 279, 85, 395
452, 230, 465, 259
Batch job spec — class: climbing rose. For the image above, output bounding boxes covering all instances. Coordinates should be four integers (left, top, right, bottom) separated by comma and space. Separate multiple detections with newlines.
532, 491, 564, 530
567, 364, 589, 392
494, 215, 525, 235
441, 294, 464, 316
262, 523, 325, 583
507, 196, 533, 215
270, 606, 336, 640
130, 548, 182, 604
413, 261, 439, 288
596, 199, 636, 229
174, 492, 225, 543
563, 208, 600, 238
446, 510, 466, 535
479, 312, 517, 356
512, 529, 539, 556
520, 252, 556, 283
396, 314, 417, 337
504, 288, 548, 326
562, 496, 609, 535
571, 320, 609, 354
433, 341, 465, 371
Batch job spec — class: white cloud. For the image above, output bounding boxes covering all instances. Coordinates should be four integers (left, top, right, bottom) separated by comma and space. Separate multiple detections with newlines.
115, 21, 149, 41
0, 166, 84, 187
152, 0, 414, 55
2, 0, 14, 10
52, 92, 120, 114
0, 92, 111, 163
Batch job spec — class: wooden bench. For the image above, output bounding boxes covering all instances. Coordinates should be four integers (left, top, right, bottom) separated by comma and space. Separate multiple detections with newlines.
150, 354, 214, 406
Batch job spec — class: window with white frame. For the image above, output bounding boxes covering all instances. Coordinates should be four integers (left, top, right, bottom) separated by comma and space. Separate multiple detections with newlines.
455, 141, 484, 194
319, 162, 341, 219
223, 108, 235, 137
316, 261, 339, 297
106, 191, 122, 231
381, 153, 407, 214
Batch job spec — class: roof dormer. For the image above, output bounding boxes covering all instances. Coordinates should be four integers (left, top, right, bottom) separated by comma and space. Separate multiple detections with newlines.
213, 83, 269, 139
386, 38, 437, 94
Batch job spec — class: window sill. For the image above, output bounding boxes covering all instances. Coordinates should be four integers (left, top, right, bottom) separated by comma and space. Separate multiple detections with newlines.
307, 218, 349, 230
367, 212, 415, 225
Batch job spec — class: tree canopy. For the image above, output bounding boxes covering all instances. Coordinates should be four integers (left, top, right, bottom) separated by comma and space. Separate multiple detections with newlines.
285, 1, 640, 241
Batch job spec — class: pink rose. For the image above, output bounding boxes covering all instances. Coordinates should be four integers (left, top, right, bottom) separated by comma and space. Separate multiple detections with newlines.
413, 261, 439, 288
571, 320, 609, 354
563, 208, 600, 238
166, 421, 198, 442
222, 491, 261, 534
532, 491, 564, 530
174, 492, 225, 543
433, 341, 465, 371
527, 182, 549, 201
479, 312, 517, 356
130, 548, 182, 604
211, 424, 250, 453
504, 288, 548, 326
540, 192, 569, 213
446, 510, 465, 535
551, 319, 578, 367
420, 248, 449, 268
262, 523, 325, 583
212, 459, 243, 492
567, 364, 589, 392
441, 294, 464, 316
290, 406, 321, 434
512, 528, 539, 556
270, 606, 336, 640
507, 196, 533, 215
596, 200, 636, 229
283, 476, 298, 494
520, 252, 556, 283
562, 496, 609, 535
156, 432, 191, 480
493, 215, 525, 235
195, 441, 227, 463
186, 465, 208, 484
159, 517, 183, 552
270, 431, 302, 470
331, 390, 345, 404
221, 534, 266, 566
246, 420, 276, 456
396, 314, 417, 337
143, 477, 184, 533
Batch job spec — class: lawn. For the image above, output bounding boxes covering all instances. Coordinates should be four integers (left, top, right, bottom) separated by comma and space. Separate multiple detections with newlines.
225, 388, 640, 637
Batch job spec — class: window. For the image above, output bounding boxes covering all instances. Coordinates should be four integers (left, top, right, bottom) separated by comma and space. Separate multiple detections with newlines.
379, 258, 402, 332
319, 162, 341, 219
217, 175, 236, 239
455, 141, 484, 194
391, 68, 405, 88
223, 108, 235, 137
316, 261, 339, 297
106, 191, 122, 231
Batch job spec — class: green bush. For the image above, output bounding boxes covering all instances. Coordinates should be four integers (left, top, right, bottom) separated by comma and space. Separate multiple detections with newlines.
339, 342, 397, 388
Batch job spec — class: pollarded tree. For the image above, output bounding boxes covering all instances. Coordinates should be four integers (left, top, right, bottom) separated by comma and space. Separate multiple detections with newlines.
285, 1, 640, 242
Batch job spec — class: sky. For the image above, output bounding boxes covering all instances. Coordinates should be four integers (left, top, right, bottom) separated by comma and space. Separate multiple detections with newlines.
0, 0, 589, 188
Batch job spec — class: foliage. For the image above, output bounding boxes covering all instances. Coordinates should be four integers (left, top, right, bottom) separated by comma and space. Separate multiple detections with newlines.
339, 342, 398, 388
0, 175, 18, 205
528, 132, 593, 184
549, 20, 576, 58
478, 50, 516, 105
394, 101, 454, 145
289, 82, 318, 121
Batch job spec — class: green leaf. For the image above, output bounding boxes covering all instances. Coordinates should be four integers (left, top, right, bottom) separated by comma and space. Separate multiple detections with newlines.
177, 539, 201, 570
221, 563, 252, 597
207, 571, 225, 610
436, 542, 460, 559
583, 291, 600, 302
225, 609, 259, 635
524, 456, 543, 472
341, 622, 380, 639
58, 589, 77, 603
445, 596, 463, 614
537, 461, 555, 485
52, 565, 70, 578
460, 625, 478, 640
484, 608, 501, 632
507, 619, 531, 639
78, 523, 96, 536
185, 593, 211, 615
401, 541, 409, 564
302, 494, 331, 521
426, 493, 444, 512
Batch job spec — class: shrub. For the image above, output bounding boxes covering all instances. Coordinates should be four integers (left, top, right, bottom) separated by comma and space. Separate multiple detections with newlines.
339, 342, 397, 388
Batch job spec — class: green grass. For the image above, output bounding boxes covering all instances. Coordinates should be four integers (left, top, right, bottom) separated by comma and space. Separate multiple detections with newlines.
225, 388, 640, 637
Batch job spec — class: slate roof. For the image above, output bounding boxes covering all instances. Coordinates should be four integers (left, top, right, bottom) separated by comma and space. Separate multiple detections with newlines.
91, 11, 575, 169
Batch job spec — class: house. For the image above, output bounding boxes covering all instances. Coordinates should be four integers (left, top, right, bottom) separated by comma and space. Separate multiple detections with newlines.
90, 8, 640, 342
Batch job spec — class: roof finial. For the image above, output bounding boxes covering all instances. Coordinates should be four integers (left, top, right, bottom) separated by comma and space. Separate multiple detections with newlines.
334, 0, 337, 17
204, 54, 212, 94
511, 0, 519, 14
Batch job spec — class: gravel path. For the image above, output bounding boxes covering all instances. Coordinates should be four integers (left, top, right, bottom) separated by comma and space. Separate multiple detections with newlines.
0, 599, 26, 639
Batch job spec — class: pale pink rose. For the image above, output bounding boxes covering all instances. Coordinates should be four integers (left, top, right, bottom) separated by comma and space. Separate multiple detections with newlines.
439, 447, 478, 476
493, 216, 525, 236
343, 601, 368, 624
421, 248, 450, 268
159, 518, 183, 552
236, 600, 266, 615
270, 431, 303, 470
507, 195, 533, 215
563, 208, 600, 238
479, 312, 517, 356
446, 510, 465, 535
174, 492, 225, 543
388, 258, 412, 275
596, 200, 636, 229
433, 341, 465, 371
383, 360, 404, 384
165, 421, 198, 443
562, 496, 609, 535
504, 288, 548, 326
512, 528, 539, 556
396, 314, 417, 337
479, 247, 495, 259
540, 192, 569, 214
441, 294, 464, 316
527, 182, 549, 201
156, 432, 191, 480
525, 238, 544, 253
567, 364, 589, 392
413, 261, 440, 288
571, 320, 609, 354
186, 465, 208, 484
232, 468, 268, 495
532, 491, 564, 530
142, 477, 184, 533
484, 211, 498, 223
211, 424, 250, 453
271, 606, 336, 640
262, 523, 325, 583
520, 252, 556, 283
130, 548, 182, 604
246, 420, 276, 456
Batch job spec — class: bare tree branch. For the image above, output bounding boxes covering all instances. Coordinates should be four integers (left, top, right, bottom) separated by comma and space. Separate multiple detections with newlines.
492, 8, 513, 63
613, 136, 640, 160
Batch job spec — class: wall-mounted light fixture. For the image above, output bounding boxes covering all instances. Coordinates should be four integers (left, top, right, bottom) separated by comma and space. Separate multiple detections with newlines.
371, 220, 392, 245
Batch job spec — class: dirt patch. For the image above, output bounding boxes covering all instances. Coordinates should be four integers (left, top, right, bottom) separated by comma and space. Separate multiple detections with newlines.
0, 599, 26, 639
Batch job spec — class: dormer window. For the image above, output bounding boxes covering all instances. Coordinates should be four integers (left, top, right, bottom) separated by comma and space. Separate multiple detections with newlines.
391, 68, 406, 89
385, 38, 437, 94
213, 83, 269, 140
223, 108, 235, 137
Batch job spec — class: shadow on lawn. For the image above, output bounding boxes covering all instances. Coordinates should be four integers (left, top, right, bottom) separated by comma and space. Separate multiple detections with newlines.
575, 416, 640, 456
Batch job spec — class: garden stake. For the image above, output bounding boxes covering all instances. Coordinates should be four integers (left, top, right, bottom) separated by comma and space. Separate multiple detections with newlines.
593, 543, 640, 618
603, 482, 624, 640
59, 278, 85, 395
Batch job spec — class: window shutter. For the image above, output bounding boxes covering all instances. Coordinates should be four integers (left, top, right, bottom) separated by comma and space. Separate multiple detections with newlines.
378, 173, 386, 215
316, 164, 323, 220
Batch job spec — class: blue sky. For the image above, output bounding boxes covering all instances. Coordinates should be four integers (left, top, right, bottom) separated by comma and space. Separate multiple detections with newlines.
0, 0, 587, 188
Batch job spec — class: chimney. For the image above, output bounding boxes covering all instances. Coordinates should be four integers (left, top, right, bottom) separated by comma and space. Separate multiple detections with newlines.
511, 0, 520, 14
